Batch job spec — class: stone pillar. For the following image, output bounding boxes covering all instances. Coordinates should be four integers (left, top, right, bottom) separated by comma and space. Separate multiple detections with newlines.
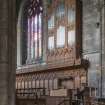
43, 0, 48, 63
82, 0, 101, 97
101, 0, 105, 98
0, 0, 16, 105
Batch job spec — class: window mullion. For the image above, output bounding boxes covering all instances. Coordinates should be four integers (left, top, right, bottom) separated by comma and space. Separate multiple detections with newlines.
39, 14, 42, 57
31, 17, 34, 60
27, 18, 31, 62
30, 18, 32, 61
33, 16, 35, 60
24, 0, 43, 64
37, 14, 39, 59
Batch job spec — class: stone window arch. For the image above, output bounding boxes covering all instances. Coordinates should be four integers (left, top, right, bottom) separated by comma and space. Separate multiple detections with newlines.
17, 0, 43, 66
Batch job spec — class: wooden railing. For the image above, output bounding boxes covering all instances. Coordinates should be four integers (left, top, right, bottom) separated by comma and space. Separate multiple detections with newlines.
16, 88, 47, 99
57, 99, 105, 105
16, 88, 105, 105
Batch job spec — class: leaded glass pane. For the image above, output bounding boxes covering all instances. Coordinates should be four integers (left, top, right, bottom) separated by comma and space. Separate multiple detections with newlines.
34, 15, 38, 58
25, 0, 43, 64
31, 17, 34, 59
27, 18, 31, 59
39, 14, 42, 57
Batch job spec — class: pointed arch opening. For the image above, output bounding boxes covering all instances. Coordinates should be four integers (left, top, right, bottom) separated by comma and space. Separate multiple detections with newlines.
17, 0, 43, 66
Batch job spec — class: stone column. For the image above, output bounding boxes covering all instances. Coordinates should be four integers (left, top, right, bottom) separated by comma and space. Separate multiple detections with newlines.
0, 0, 16, 105
101, 0, 105, 98
43, 0, 48, 63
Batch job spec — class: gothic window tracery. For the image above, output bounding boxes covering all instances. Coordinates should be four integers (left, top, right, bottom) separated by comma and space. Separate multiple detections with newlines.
23, 0, 43, 64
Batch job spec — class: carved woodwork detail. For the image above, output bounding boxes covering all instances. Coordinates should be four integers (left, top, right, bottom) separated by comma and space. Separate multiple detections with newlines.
17, 69, 86, 81
47, 47, 75, 64
16, 68, 86, 90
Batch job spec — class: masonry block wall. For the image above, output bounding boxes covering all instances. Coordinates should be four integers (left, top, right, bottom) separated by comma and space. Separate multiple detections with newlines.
82, 0, 105, 97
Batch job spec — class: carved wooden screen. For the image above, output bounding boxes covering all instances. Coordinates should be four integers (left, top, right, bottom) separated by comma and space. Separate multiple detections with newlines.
23, 0, 43, 64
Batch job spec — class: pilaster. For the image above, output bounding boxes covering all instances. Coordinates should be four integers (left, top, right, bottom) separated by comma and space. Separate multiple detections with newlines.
0, 0, 16, 105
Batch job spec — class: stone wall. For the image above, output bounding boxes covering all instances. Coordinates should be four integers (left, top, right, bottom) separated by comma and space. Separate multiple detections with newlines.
82, 0, 105, 98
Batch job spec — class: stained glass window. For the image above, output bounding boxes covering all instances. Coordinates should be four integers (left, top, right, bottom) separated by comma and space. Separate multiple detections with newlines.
24, 0, 43, 64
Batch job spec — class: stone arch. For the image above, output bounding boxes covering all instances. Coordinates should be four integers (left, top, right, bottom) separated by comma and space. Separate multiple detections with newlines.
17, 0, 28, 67
17, 0, 47, 66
